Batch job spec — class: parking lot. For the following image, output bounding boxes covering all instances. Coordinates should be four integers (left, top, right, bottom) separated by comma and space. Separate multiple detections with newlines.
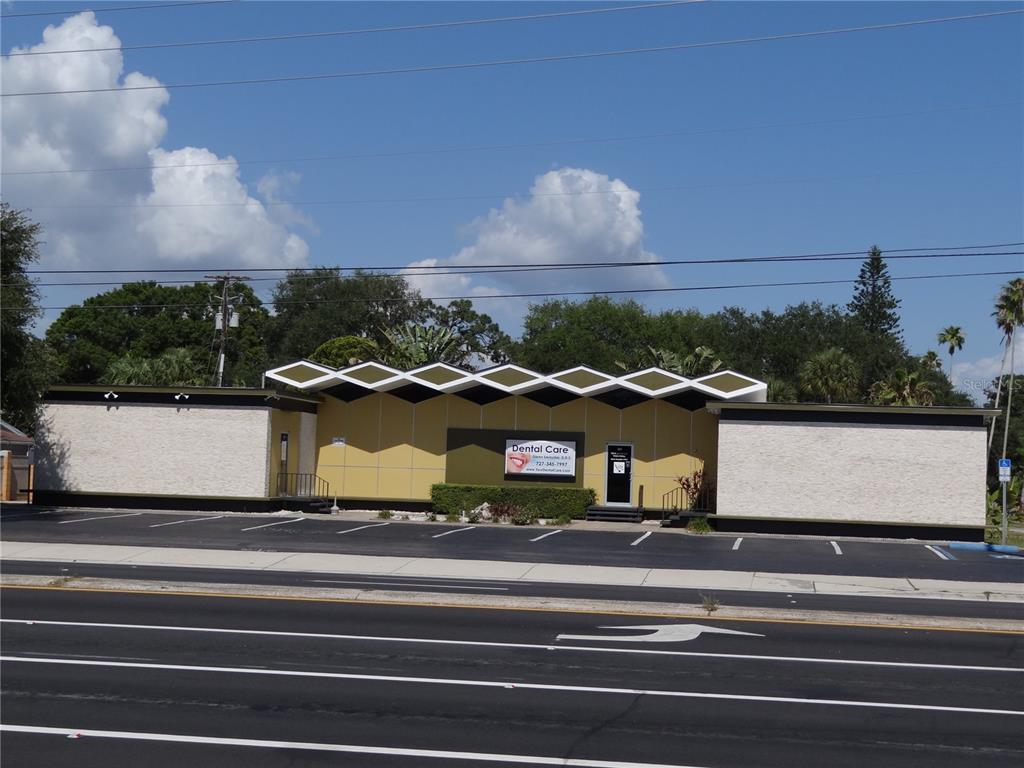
1, 508, 1019, 582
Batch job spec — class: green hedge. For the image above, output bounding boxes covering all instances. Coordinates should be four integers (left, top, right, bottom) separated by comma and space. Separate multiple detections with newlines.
430, 483, 597, 520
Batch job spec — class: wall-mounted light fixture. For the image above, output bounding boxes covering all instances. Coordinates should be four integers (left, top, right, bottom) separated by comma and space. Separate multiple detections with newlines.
174, 393, 190, 401
103, 392, 118, 400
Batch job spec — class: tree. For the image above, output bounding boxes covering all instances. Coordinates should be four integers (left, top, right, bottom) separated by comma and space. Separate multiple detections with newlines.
514, 297, 658, 373
848, 246, 901, 336
309, 336, 378, 368
847, 247, 903, 388
798, 348, 860, 404
993, 278, 1024, 459
46, 281, 271, 386
985, 376, 1023, 489
766, 377, 799, 403
920, 350, 942, 372
429, 299, 512, 366
1, 205, 53, 431
102, 348, 206, 386
936, 326, 965, 378
269, 269, 431, 363
378, 325, 462, 368
869, 370, 936, 406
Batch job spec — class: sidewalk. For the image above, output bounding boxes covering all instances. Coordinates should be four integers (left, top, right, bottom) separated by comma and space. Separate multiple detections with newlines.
3, 540, 1022, 603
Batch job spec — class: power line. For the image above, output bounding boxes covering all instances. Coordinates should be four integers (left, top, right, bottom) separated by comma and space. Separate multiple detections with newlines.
24, 242, 1024, 275
27, 251, 1024, 287
5, 8, 1021, 98
24, 269, 1022, 312
10, 164, 1006, 209
0, 1, 233, 20
4, 2, 702, 56
4, 101, 1016, 178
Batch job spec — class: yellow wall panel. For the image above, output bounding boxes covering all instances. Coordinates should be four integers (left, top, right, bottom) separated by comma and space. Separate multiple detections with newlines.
411, 468, 445, 500
412, 397, 447, 468
514, 397, 550, 430
316, 465, 347, 496
341, 396, 381, 467
378, 468, 412, 499
315, 396, 347, 452
584, 472, 608, 504
342, 467, 379, 498
621, 401, 656, 464
653, 402, 690, 477
550, 398, 586, 431
447, 395, 481, 429
691, 408, 719, 476
378, 394, 413, 468
481, 397, 516, 429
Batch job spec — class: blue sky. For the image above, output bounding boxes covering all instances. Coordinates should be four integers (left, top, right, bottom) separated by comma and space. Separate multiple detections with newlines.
2, 1, 1021, 391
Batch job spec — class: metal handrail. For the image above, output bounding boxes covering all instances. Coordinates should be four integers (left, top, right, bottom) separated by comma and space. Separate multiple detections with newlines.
276, 472, 330, 498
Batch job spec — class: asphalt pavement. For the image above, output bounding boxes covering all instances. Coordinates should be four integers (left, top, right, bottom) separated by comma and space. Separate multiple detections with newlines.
2, 508, 1020, 582
2, 586, 1022, 767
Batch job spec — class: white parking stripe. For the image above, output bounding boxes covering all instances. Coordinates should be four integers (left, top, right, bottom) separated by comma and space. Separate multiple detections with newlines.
5, 619, 1020, 673
149, 515, 225, 528
336, 522, 390, 535
529, 529, 563, 542
240, 518, 303, 532
830, 540, 843, 555
431, 526, 475, 538
0, 724, 708, 768
58, 513, 142, 525
4, 657, 1021, 716
630, 531, 652, 546
732, 538, 743, 551
925, 544, 951, 561
309, 579, 509, 591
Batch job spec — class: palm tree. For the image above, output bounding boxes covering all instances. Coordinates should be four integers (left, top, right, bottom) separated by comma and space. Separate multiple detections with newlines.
614, 345, 723, 377
993, 278, 1024, 458
936, 326, 965, 381
766, 377, 799, 403
680, 345, 724, 377
380, 324, 462, 369
799, 348, 860, 404
920, 350, 941, 372
869, 370, 936, 406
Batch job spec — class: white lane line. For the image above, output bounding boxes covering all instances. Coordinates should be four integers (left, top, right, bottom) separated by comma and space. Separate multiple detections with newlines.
3, 657, 1020, 716
0, 724, 705, 768
3, 620, 1019, 673
732, 538, 743, 551
336, 522, 390, 535
830, 540, 843, 555
240, 518, 303, 532
149, 515, 225, 529
57, 513, 142, 525
529, 529, 563, 542
630, 531, 653, 547
925, 545, 951, 561
309, 579, 509, 591
431, 526, 476, 538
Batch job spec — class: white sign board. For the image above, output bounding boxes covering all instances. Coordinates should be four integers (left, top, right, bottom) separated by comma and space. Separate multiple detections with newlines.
505, 439, 576, 478
998, 458, 1011, 483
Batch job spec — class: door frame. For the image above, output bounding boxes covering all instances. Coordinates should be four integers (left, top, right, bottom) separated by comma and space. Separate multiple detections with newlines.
603, 442, 634, 507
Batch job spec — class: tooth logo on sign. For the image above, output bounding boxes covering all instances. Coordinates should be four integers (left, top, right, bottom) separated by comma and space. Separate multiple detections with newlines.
556, 624, 764, 643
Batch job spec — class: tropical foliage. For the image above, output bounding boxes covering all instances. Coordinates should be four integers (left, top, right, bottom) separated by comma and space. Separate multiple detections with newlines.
869, 370, 936, 407
799, 348, 860, 404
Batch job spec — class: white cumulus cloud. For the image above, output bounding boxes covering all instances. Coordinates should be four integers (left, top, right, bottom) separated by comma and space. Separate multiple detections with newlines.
953, 333, 1024, 404
404, 167, 669, 327
1, 12, 310, 277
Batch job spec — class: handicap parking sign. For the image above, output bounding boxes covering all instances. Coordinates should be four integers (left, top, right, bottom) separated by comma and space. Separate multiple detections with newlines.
998, 458, 1011, 482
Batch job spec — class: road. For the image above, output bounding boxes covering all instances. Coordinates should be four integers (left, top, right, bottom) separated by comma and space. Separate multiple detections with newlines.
2, 586, 1022, 767
3, 508, 1020, 582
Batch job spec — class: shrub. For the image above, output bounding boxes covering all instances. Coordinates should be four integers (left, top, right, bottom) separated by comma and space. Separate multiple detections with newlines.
430, 484, 596, 520
554, 513, 574, 526
511, 509, 538, 526
445, 510, 461, 523
686, 516, 713, 535
376, 509, 393, 520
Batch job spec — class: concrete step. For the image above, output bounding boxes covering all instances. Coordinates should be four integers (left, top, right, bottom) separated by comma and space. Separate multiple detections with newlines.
585, 506, 643, 523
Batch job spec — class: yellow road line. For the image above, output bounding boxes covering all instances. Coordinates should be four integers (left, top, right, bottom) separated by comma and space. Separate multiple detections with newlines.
3, 584, 1022, 635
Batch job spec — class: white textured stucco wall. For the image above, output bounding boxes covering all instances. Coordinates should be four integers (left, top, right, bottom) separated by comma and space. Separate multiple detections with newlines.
36, 403, 272, 498
716, 420, 987, 526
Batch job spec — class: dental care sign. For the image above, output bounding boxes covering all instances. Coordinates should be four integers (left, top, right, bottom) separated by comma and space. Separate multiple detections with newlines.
505, 439, 577, 478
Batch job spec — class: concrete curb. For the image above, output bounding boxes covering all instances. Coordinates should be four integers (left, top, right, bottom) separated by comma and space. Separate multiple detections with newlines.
949, 541, 1022, 555
3, 574, 1023, 633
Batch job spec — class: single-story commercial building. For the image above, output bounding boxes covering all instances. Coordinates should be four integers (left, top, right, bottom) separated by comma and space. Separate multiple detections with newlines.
33, 359, 996, 539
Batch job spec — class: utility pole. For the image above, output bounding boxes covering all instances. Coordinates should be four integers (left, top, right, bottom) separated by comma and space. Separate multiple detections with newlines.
205, 274, 250, 387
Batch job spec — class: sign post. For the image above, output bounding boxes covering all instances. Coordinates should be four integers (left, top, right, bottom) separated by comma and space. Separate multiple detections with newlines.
998, 458, 1011, 545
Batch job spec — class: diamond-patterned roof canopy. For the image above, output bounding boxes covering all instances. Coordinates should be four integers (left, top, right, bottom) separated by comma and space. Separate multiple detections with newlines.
264, 360, 766, 405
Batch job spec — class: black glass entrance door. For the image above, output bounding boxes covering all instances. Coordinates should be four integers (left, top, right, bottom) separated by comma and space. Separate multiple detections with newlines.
605, 444, 632, 505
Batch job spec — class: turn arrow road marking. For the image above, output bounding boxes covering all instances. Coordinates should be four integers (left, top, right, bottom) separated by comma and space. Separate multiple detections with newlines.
556, 623, 765, 643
